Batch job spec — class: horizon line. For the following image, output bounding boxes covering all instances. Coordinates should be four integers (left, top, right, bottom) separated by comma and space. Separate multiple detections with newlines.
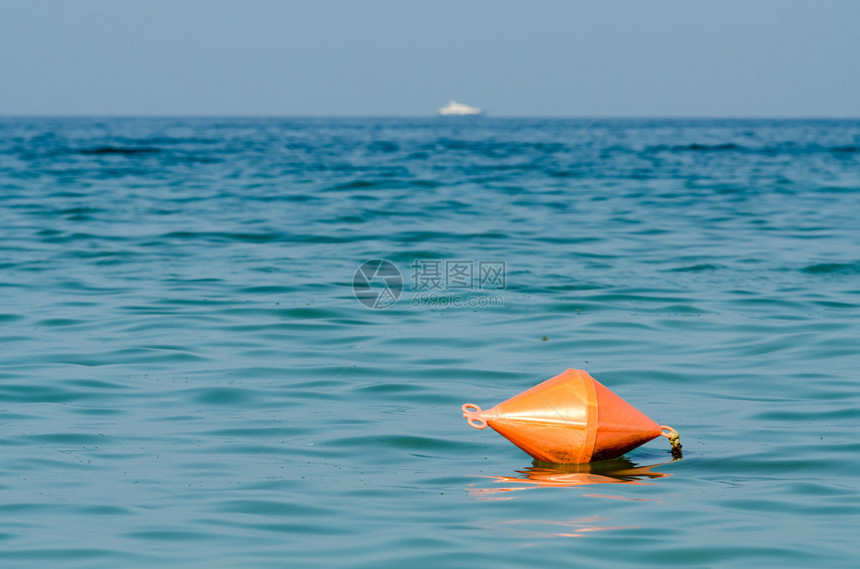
2, 114, 859, 120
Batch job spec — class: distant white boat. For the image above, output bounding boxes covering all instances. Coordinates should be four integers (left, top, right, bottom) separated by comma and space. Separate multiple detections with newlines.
438, 100, 482, 116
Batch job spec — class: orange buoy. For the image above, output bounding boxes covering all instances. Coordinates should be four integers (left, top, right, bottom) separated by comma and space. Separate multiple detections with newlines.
462, 369, 681, 464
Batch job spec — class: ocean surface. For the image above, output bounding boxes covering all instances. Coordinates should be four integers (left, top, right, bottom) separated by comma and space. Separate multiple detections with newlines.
1, 117, 859, 568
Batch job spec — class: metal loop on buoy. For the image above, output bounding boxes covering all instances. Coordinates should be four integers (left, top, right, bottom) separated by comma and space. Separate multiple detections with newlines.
462, 403, 488, 430
659, 425, 678, 439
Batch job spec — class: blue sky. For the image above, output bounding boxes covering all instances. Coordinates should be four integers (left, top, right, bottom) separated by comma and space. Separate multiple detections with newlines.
2, 0, 859, 117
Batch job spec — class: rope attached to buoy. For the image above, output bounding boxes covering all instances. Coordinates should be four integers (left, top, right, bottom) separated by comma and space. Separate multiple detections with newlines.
660, 425, 682, 459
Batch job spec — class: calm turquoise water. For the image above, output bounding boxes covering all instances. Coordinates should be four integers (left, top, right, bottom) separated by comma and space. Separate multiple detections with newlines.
1, 117, 859, 567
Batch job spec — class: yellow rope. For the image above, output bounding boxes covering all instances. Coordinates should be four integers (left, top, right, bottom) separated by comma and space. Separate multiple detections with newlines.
660, 425, 683, 459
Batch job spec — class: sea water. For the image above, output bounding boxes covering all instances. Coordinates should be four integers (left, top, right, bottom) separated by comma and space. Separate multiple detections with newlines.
1, 117, 858, 567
